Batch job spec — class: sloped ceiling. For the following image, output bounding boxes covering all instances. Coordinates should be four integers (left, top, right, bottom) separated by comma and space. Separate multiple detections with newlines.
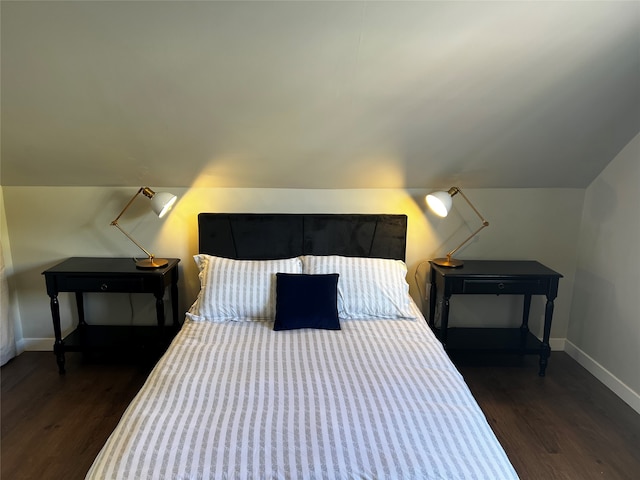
1, 1, 639, 189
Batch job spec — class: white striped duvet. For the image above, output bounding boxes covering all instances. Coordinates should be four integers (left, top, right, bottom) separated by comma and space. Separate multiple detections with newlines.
86, 304, 519, 480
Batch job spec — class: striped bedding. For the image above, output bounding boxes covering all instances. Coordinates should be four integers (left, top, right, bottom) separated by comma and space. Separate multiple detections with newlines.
86, 302, 519, 479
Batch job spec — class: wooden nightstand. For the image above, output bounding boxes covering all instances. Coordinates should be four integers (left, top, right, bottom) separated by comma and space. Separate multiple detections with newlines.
428, 260, 562, 376
43, 257, 180, 374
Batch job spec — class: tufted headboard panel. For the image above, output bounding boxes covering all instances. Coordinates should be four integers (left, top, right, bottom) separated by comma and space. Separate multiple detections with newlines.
198, 214, 407, 261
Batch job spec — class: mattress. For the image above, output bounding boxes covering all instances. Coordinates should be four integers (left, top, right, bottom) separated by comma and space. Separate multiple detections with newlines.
86, 302, 519, 479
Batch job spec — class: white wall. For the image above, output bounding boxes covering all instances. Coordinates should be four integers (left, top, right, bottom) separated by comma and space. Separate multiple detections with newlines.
2, 186, 582, 353
567, 132, 640, 413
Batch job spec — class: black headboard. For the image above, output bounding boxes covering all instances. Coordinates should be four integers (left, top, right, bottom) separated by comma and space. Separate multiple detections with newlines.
198, 214, 407, 261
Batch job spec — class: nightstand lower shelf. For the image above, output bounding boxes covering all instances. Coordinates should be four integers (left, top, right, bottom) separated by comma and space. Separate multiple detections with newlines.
60, 325, 179, 363
62, 325, 178, 349
432, 327, 542, 353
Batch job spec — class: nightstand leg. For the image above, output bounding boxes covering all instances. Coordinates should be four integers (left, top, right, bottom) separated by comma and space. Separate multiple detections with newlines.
539, 297, 555, 376
155, 292, 165, 329
154, 291, 167, 354
171, 274, 179, 328
440, 295, 451, 348
75, 292, 86, 326
520, 294, 532, 348
49, 295, 66, 374
428, 281, 436, 328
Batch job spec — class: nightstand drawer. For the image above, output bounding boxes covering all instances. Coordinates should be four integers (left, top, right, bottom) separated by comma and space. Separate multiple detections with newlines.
58, 276, 146, 292
461, 279, 545, 294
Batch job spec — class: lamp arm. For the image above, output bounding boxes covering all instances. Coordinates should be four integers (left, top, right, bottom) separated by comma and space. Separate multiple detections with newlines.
454, 188, 488, 226
445, 222, 488, 260
110, 187, 155, 260
445, 187, 489, 261
111, 187, 144, 225
111, 222, 155, 259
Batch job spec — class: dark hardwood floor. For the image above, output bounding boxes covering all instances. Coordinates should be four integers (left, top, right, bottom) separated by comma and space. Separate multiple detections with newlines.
2, 351, 639, 479
455, 353, 640, 480
1, 352, 150, 480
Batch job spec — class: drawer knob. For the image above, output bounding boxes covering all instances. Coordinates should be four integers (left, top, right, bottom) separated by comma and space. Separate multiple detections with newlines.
498, 283, 505, 290
100, 284, 108, 291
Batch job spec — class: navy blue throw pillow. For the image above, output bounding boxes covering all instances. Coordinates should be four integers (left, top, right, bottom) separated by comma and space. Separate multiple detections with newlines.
274, 273, 341, 331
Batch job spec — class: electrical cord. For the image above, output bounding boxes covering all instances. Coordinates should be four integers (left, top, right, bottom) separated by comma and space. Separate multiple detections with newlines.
414, 260, 430, 301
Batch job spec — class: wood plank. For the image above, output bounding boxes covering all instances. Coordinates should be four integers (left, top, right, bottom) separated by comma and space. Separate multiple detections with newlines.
456, 352, 640, 479
1, 352, 149, 480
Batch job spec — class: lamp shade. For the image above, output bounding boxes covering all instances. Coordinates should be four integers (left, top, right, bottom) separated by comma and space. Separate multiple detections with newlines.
150, 192, 177, 218
425, 186, 488, 268
111, 187, 178, 269
426, 191, 453, 217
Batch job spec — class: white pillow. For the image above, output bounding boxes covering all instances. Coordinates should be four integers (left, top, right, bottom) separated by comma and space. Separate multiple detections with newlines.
301, 255, 415, 319
187, 255, 303, 322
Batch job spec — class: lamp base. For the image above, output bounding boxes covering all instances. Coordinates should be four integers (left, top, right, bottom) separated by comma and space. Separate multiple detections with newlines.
431, 257, 464, 268
136, 257, 169, 269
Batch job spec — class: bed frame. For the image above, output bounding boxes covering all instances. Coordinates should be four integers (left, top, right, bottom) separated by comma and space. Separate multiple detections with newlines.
85, 212, 521, 480
198, 213, 408, 261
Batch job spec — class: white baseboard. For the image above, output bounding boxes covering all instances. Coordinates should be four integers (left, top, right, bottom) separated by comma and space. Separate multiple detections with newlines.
20, 337, 54, 352
564, 340, 640, 415
15, 339, 26, 355
549, 337, 565, 351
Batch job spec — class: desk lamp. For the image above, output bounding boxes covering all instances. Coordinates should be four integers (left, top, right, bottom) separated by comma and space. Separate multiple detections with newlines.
111, 187, 177, 269
426, 186, 489, 268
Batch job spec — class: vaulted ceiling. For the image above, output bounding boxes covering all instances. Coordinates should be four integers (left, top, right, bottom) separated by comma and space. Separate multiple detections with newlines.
1, 1, 639, 189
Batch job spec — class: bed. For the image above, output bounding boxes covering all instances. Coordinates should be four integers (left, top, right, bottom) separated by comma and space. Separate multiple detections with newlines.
86, 214, 519, 480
